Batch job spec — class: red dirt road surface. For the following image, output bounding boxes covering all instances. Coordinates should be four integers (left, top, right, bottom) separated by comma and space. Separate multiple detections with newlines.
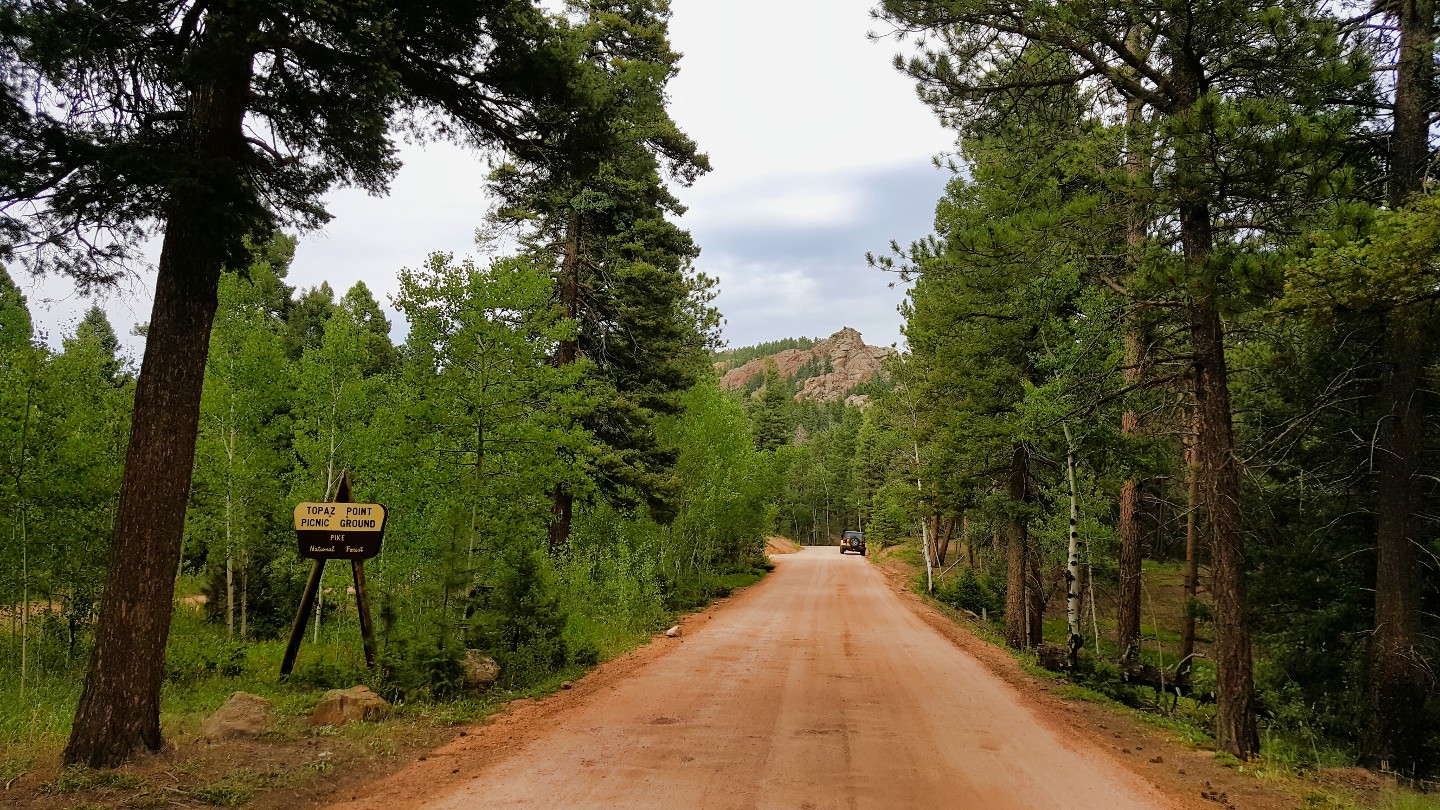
331, 547, 1182, 809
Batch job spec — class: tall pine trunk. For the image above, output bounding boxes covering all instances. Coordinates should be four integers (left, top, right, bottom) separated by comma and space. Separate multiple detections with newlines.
1004, 445, 1031, 648
1179, 406, 1200, 677
1184, 203, 1259, 759
1116, 412, 1143, 661
1116, 90, 1148, 663
65, 41, 255, 769
1363, 0, 1433, 773
548, 211, 581, 556
1162, 33, 1259, 755
1365, 304, 1428, 771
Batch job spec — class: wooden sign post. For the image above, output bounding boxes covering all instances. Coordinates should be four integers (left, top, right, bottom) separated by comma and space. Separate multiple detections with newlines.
280, 471, 385, 676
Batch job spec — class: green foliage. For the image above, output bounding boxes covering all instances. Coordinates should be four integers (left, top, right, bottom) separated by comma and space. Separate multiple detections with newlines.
471, 549, 569, 688
486, 1, 716, 530
164, 638, 248, 685
751, 361, 793, 451
0, 265, 32, 351
3, 1, 586, 278
0, 294, 133, 688
935, 569, 1003, 618
189, 243, 299, 640
853, 0, 1437, 770
289, 660, 366, 692
713, 337, 817, 368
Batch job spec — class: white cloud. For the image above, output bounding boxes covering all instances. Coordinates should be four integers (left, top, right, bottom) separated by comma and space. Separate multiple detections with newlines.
691, 183, 864, 229
667, 0, 952, 186
22, 0, 952, 358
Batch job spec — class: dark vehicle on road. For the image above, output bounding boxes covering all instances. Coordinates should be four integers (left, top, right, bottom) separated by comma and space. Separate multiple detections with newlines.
840, 530, 866, 555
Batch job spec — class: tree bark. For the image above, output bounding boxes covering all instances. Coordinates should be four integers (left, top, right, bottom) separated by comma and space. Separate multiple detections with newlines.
1184, 202, 1258, 760
1063, 424, 1082, 668
962, 514, 974, 568
1116, 86, 1149, 662
1004, 445, 1031, 649
934, 515, 952, 566
1116, 474, 1143, 661
1363, 304, 1428, 772
548, 211, 581, 556
1363, 0, 1433, 774
1027, 548, 1044, 649
920, 517, 934, 593
1179, 405, 1200, 678
64, 39, 254, 769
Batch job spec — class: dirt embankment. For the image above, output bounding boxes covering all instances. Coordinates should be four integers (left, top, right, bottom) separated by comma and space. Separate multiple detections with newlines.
764, 535, 801, 555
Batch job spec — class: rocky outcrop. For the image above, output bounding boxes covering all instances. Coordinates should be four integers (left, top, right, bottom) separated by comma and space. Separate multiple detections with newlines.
718, 327, 893, 404
308, 685, 391, 727
200, 692, 274, 739
462, 651, 500, 692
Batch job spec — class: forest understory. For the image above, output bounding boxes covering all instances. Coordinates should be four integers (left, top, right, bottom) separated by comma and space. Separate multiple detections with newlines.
868, 540, 1440, 810
0, 571, 766, 810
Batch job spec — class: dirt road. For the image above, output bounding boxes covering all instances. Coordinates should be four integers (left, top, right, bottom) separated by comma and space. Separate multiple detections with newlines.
333, 547, 1181, 809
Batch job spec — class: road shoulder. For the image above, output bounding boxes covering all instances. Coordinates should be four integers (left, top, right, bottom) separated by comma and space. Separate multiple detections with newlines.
869, 547, 1309, 810
314, 576, 774, 810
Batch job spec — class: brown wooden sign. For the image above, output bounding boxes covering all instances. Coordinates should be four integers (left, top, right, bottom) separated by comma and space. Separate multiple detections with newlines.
294, 501, 387, 560
282, 472, 378, 677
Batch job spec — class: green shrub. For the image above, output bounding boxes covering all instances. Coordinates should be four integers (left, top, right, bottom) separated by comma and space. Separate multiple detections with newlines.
568, 641, 601, 667
165, 639, 248, 684
935, 569, 1002, 618
372, 636, 465, 701
288, 659, 364, 691
416, 644, 466, 699
471, 549, 569, 688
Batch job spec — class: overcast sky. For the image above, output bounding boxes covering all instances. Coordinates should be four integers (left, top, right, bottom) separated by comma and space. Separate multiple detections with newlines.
20, 0, 954, 357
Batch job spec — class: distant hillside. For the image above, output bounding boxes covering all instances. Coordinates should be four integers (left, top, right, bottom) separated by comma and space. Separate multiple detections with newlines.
716, 327, 895, 405
711, 337, 817, 369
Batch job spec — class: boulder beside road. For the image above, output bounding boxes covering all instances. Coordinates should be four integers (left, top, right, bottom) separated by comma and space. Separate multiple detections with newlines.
200, 692, 275, 739
462, 651, 500, 691
309, 685, 391, 727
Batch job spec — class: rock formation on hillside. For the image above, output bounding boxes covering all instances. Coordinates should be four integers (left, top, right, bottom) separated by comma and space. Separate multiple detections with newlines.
718, 327, 894, 403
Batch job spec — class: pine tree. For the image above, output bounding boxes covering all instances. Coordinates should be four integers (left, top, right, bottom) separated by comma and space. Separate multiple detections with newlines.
487, 1, 714, 553
880, 0, 1370, 758
1362, 0, 1437, 772
73, 306, 122, 382
2, 0, 588, 766
0, 265, 32, 352
752, 361, 792, 451
284, 284, 337, 361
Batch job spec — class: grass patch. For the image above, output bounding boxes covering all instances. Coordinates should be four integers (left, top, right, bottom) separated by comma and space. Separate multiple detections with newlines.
42, 767, 148, 794
1384, 794, 1440, 810
1301, 789, 1440, 810
190, 766, 294, 807
717, 571, 763, 591
0, 673, 81, 763
0, 756, 30, 788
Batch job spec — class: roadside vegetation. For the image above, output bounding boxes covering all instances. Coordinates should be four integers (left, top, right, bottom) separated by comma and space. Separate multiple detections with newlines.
2, 0, 1440, 804
742, 0, 1440, 789
0, 0, 775, 791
